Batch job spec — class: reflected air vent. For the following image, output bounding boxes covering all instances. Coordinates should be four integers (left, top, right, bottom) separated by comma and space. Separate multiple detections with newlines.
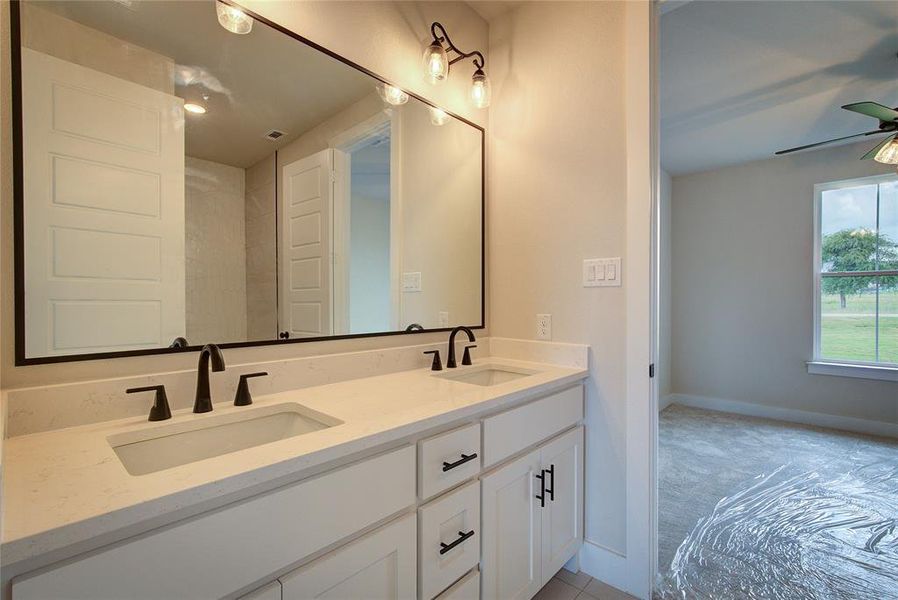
264, 130, 286, 141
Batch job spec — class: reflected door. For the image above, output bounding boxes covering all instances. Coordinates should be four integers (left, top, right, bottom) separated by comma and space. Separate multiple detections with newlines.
22, 48, 186, 356
279, 149, 333, 338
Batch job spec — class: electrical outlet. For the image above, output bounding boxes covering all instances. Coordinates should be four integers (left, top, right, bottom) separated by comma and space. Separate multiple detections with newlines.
536, 314, 552, 340
439, 311, 449, 328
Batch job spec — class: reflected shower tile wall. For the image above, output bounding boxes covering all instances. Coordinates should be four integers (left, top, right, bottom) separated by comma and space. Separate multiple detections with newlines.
245, 154, 278, 341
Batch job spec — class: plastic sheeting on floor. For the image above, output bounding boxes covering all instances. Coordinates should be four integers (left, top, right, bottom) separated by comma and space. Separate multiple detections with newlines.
656, 462, 898, 600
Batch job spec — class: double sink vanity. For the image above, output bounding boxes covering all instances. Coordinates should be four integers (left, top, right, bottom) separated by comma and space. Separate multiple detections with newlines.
1, 340, 588, 600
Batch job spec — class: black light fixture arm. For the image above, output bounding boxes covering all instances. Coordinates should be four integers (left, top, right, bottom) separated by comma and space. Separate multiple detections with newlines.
430, 22, 485, 70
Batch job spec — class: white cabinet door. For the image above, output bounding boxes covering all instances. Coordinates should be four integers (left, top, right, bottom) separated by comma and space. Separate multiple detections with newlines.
480, 449, 542, 600
22, 48, 186, 356
539, 427, 584, 586
279, 149, 333, 338
280, 513, 416, 600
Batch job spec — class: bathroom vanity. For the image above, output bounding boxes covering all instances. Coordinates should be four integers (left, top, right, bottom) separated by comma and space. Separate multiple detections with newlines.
2, 354, 587, 600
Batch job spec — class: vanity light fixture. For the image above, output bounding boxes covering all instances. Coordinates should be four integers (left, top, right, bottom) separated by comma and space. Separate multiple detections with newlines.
377, 83, 409, 106
216, 0, 253, 35
873, 135, 898, 165
423, 22, 490, 109
429, 106, 450, 126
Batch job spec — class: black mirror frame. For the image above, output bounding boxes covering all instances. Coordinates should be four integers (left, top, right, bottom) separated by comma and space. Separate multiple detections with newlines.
9, 0, 485, 366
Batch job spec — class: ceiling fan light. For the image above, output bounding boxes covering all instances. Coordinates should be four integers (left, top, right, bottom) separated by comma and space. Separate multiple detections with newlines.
874, 136, 898, 165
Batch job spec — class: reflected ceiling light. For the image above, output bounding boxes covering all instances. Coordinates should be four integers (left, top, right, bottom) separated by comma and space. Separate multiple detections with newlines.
377, 83, 409, 106
423, 22, 490, 109
184, 102, 207, 114
873, 135, 898, 165
429, 106, 450, 126
216, 1, 253, 35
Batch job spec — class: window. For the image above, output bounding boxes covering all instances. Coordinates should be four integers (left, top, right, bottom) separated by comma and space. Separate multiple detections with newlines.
811, 174, 898, 380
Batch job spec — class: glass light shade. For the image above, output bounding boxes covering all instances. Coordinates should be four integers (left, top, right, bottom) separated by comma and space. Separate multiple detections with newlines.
873, 136, 898, 165
429, 106, 450, 126
470, 70, 491, 109
422, 42, 449, 84
216, 1, 253, 35
184, 103, 206, 114
377, 83, 409, 106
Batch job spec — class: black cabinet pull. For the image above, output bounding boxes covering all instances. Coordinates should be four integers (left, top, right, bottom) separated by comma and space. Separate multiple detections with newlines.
442, 452, 478, 472
535, 470, 546, 508
545, 464, 555, 501
439, 530, 475, 555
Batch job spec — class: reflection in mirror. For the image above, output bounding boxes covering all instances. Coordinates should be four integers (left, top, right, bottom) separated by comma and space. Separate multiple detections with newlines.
16, 0, 483, 361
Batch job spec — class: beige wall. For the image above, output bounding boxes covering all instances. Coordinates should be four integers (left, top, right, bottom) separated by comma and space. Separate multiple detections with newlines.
0, 1, 488, 388
489, 1, 630, 554
20, 3, 173, 94
245, 154, 277, 341
185, 157, 247, 345
399, 99, 482, 329
670, 140, 897, 423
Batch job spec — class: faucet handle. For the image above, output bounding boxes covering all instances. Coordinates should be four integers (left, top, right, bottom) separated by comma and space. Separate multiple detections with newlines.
423, 350, 443, 371
462, 345, 477, 366
126, 385, 172, 422
234, 372, 268, 406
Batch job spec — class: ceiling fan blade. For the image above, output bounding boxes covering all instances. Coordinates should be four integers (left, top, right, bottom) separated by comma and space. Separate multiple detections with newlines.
860, 134, 897, 160
775, 129, 889, 155
842, 102, 898, 123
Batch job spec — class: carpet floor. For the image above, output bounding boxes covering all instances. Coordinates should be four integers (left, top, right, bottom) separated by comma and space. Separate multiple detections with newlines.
656, 404, 898, 599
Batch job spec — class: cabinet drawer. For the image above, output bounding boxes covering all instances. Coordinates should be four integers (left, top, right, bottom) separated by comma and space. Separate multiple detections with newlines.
12, 446, 416, 600
418, 423, 481, 500
482, 386, 583, 467
434, 568, 480, 600
281, 513, 417, 600
418, 481, 481, 600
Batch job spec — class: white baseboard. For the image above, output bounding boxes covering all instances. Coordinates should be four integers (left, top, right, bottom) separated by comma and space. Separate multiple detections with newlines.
579, 540, 638, 597
667, 393, 898, 439
658, 394, 675, 412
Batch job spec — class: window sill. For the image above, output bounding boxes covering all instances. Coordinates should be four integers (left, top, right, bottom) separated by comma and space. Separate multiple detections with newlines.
807, 361, 898, 382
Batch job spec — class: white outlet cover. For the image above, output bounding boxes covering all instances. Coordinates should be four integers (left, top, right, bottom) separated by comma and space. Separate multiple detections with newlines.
401, 272, 422, 292
439, 311, 449, 327
536, 313, 552, 340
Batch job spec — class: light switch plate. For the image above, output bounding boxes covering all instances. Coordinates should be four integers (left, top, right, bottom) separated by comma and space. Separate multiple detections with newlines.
439, 311, 449, 328
583, 258, 621, 287
536, 314, 552, 340
401, 272, 422, 292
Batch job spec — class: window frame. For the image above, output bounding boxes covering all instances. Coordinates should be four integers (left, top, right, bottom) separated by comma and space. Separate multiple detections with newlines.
810, 173, 898, 382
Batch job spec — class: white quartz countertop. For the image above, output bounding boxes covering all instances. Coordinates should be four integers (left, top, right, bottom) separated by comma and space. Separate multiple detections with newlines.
1, 358, 586, 569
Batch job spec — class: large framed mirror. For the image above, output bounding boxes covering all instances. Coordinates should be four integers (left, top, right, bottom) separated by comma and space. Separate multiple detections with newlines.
11, 0, 484, 364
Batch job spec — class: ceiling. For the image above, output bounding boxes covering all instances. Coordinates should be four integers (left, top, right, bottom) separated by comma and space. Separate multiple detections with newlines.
660, 1, 898, 176
36, 1, 376, 168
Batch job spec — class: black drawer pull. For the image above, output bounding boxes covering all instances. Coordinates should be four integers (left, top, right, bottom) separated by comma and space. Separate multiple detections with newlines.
442, 452, 478, 472
535, 470, 546, 508
440, 530, 475, 555
545, 464, 555, 501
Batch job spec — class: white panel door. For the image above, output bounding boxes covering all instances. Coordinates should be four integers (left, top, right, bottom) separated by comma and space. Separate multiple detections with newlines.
280, 513, 416, 600
539, 427, 584, 586
279, 150, 332, 338
21, 48, 185, 356
480, 449, 542, 600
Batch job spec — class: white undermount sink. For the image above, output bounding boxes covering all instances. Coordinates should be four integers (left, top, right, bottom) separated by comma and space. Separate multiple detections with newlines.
108, 403, 342, 476
437, 365, 538, 387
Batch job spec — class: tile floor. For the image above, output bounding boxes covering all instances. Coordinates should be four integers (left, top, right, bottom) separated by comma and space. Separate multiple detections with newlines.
533, 568, 637, 600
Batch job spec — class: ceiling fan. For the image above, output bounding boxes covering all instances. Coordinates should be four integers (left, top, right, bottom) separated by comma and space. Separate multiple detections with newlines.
775, 102, 898, 165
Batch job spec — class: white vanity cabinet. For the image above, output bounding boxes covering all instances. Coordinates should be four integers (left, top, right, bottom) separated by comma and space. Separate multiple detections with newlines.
280, 513, 417, 600
10, 383, 585, 600
480, 426, 584, 600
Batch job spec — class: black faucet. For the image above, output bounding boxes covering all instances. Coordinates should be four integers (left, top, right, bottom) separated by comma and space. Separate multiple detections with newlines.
447, 326, 476, 368
194, 344, 225, 413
